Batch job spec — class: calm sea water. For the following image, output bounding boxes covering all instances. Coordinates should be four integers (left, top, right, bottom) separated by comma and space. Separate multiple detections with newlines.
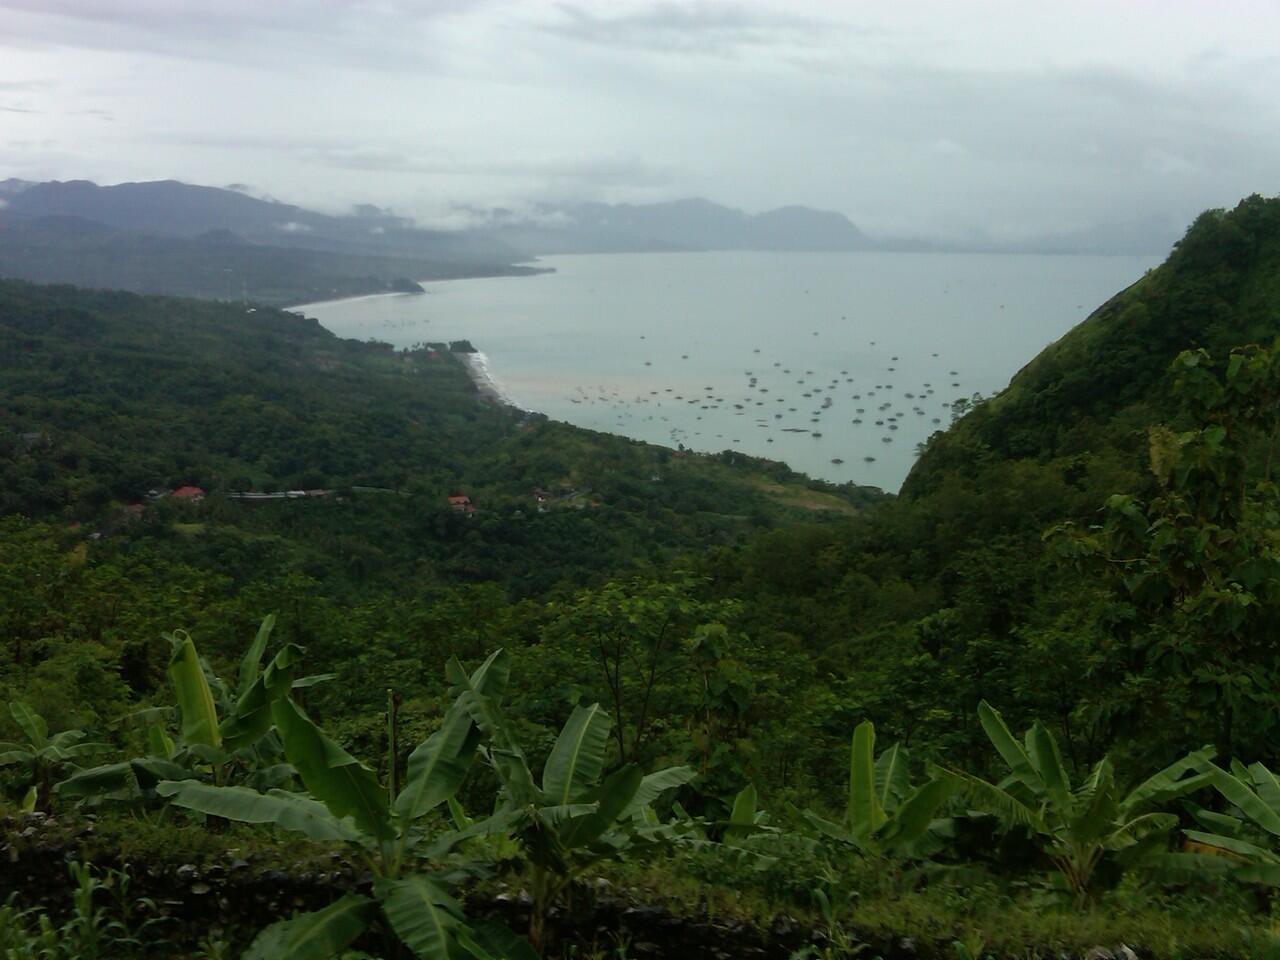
298, 251, 1159, 492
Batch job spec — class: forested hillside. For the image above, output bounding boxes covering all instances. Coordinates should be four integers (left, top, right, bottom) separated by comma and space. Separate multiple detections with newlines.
2, 195, 1280, 958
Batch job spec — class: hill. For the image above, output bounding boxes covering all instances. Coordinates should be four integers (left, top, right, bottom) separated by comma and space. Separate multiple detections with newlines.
903, 193, 1280, 495
2, 179, 520, 263
0, 179, 543, 304
480, 196, 871, 254
0, 214, 541, 306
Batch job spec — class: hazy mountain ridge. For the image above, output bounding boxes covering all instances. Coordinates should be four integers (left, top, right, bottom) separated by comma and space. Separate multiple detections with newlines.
0, 180, 542, 304
476, 197, 872, 254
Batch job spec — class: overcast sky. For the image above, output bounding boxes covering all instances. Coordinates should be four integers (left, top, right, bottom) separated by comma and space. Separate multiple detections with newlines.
1, 0, 1278, 241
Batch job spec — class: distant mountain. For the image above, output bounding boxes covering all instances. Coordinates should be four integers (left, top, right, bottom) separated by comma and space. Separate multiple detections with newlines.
0, 213, 542, 306
2, 179, 521, 265
0, 178, 546, 304
480, 197, 871, 255
0, 178, 33, 199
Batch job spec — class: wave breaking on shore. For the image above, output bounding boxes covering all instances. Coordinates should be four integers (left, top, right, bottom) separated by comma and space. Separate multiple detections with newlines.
458, 351, 530, 412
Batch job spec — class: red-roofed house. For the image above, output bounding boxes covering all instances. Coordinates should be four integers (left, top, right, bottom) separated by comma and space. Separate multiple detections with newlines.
170, 486, 206, 502
447, 493, 476, 516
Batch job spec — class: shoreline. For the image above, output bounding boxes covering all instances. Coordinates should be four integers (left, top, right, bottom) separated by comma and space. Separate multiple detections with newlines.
289, 262, 552, 311
456, 350, 531, 413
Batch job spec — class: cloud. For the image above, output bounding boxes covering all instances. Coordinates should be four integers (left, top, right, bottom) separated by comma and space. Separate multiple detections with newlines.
542, 2, 843, 56
305, 147, 677, 189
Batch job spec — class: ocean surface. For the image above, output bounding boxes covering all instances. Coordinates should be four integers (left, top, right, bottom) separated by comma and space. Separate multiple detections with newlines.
298, 251, 1160, 492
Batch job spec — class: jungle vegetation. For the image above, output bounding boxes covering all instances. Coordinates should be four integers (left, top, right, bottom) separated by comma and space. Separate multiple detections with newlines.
2, 193, 1280, 957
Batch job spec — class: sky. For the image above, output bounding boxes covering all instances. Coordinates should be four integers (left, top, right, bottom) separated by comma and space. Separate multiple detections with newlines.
1, 0, 1278, 243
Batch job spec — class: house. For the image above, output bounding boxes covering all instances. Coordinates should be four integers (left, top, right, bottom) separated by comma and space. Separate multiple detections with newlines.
170, 486, 206, 502
447, 493, 476, 516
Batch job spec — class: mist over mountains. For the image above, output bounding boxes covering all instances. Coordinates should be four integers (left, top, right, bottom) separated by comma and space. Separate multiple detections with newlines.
0, 177, 1183, 306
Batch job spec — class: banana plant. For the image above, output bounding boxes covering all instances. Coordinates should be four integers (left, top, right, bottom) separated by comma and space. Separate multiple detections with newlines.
157, 648, 532, 960
447, 654, 697, 952
935, 701, 1215, 902
799, 720, 953, 860
0, 702, 108, 812
57, 617, 313, 808
1164, 758, 1280, 885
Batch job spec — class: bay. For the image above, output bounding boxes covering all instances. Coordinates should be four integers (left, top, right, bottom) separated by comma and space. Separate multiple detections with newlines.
298, 250, 1159, 492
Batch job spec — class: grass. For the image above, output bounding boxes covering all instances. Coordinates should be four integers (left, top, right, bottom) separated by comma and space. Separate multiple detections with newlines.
749, 478, 863, 515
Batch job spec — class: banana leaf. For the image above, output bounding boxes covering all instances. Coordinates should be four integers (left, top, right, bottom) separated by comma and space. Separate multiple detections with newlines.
272, 697, 393, 842
157, 781, 362, 843
543, 703, 611, 805
168, 635, 222, 750
242, 894, 374, 960
393, 701, 482, 822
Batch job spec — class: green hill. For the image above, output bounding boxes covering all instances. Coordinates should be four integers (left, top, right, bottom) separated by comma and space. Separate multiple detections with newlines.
904, 193, 1280, 495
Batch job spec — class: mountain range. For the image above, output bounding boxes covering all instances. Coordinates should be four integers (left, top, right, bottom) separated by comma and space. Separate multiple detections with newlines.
0, 177, 1184, 306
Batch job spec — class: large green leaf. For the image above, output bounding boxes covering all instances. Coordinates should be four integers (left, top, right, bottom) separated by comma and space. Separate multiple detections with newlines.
799, 809, 855, 845
977, 701, 1038, 793
938, 767, 1044, 832
393, 702, 482, 822
1027, 722, 1071, 813
620, 765, 696, 820
447, 651, 536, 804
543, 703, 611, 805
1068, 759, 1119, 842
875, 741, 910, 813
847, 721, 883, 840
456, 919, 540, 960
1209, 763, 1280, 838
55, 757, 196, 802
376, 874, 465, 959
156, 781, 361, 843
1182, 828, 1276, 861
243, 894, 374, 960
146, 724, 175, 760
1102, 811, 1177, 850
1250, 762, 1280, 814
885, 778, 954, 851
51, 741, 108, 762
8, 702, 47, 750
237, 614, 277, 699
272, 697, 393, 842
724, 783, 759, 843
562, 763, 643, 849
168, 634, 222, 750
1123, 745, 1215, 813
221, 643, 305, 751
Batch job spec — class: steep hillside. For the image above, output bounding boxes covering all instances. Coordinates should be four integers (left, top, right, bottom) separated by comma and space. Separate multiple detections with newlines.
903, 193, 1280, 496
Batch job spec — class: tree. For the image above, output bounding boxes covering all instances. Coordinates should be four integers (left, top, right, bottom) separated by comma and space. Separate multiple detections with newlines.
800, 720, 953, 861
937, 701, 1214, 902
0, 702, 107, 812
1053, 344, 1280, 760
158, 649, 525, 959
449, 655, 696, 952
